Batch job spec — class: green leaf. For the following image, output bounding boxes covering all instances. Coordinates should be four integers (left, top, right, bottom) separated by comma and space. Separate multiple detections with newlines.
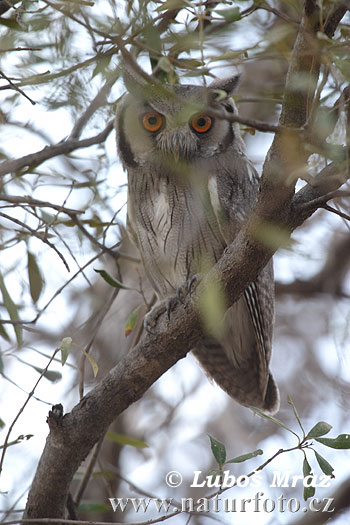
80, 346, 99, 378
0, 418, 5, 429
78, 501, 111, 513
0, 273, 22, 346
0, 322, 10, 342
106, 432, 149, 449
0, 17, 24, 30
157, 56, 173, 74
207, 468, 223, 478
303, 457, 316, 501
92, 55, 112, 79
209, 50, 247, 62
33, 366, 62, 383
306, 422, 332, 439
215, 7, 241, 22
27, 251, 44, 303
316, 434, 350, 449
125, 306, 141, 337
287, 396, 305, 434
156, 0, 186, 12
209, 435, 226, 466
254, 221, 294, 251
198, 277, 227, 340
94, 269, 130, 289
60, 336, 72, 365
226, 449, 263, 463
314, 451, 334, 478
250, 407, 299, 438
334, 58, 350, 80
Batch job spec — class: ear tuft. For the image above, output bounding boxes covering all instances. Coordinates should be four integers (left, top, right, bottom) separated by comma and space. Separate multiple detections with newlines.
209, 75, 241, 98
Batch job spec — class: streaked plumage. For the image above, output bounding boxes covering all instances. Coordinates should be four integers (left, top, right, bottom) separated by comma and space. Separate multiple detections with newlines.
116, 75, 279, 414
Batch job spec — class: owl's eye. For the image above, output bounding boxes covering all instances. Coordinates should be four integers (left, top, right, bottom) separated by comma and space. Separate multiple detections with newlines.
190, 114, 212, 133
142, 112, 164, 132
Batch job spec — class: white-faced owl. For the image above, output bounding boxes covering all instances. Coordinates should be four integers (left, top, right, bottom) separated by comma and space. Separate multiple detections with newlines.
116, 74, 279, 414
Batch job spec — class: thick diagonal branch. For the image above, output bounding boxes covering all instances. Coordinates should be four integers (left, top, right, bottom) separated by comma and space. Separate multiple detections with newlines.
23, 153, 349, 520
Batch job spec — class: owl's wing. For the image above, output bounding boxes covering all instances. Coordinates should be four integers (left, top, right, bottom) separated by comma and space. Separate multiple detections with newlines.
194, 150, 279, 413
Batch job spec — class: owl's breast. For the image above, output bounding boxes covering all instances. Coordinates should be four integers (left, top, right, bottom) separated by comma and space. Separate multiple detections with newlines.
127, 170, 225, 298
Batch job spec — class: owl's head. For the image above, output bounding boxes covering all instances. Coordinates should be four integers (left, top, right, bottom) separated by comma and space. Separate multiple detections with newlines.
116, 75, 242, 168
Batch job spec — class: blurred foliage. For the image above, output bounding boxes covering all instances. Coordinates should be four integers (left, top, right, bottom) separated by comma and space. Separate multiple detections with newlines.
0, 0, 349, 522
0, 0, 348, 348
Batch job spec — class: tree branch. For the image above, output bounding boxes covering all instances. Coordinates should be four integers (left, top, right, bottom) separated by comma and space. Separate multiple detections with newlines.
0, 120, 114, 177
23, 150, 350, 519
21, 2, 350, 521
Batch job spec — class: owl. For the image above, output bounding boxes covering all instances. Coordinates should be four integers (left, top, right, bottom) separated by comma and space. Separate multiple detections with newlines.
116, 74, 279, 414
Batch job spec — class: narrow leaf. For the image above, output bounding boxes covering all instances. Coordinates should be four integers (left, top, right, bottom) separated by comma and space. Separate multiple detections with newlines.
60, 337, 72, 365
106, 432, 149, 449
80, 346, 99, 378
94, 268, 130, 289
303, 457, 316, 501
208, 435, 226, 466
215, 7, 241, 22
156, 0, 186, 12
226, 449, 263, 463
250, 407, 299, 438
27, 251, 44, 303
0, 273, 22, 346
33, 367, 62, 383
207, 468, 223, 478
314, 451, 334, 478
316, 434, 350, 449
287, 396, 305, 435
0, 418, 5, 429
125, 306, 141, 337
306, 421, 332, 439
78, 502, 111, 513
0, 322, 10, 342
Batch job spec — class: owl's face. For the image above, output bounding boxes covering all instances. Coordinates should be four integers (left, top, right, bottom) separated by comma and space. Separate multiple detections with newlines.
117, 76, 241, 167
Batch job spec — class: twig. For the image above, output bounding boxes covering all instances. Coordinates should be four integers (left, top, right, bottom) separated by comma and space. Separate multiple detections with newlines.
0, 68, 36, 105
0, 195, 83, 215
69, 73, 120, 139
74, 436, 105, 506
209, 108, 278, 133
0, 245, 119, 328
69, 213, 119, 258
321, 203, 350, 221
0, 120, 114, 177
0, 348, 60, 475
0, 47, 42, 52
0, 212, 70, 271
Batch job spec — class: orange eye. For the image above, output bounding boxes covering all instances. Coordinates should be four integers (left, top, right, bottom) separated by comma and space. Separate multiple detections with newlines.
190, 114, 212, 133
142, 112, 164, 132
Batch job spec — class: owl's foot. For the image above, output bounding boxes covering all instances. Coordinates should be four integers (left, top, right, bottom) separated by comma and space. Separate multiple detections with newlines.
176, 274, 201, 303
144, 304, 166, 335
144, 275, 201, 333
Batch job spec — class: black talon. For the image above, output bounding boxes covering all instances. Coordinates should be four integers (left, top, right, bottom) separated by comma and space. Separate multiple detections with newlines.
188, 273, 201, 295
166, 297, 178, 320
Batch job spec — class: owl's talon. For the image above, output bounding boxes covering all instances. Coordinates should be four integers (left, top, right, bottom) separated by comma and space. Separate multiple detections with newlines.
188, 273, 201, 295
176, 284, 187, 303
144, 304, 166, 334
176, 274, 202, 303
166, 297, 178, 320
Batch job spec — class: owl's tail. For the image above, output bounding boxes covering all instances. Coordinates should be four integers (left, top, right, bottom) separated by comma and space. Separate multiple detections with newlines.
192, 342, 280, 415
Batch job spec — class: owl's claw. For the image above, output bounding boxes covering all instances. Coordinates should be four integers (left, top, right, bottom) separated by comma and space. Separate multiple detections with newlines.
176, 273, 201, 302
144, 275, 202, 332
166, 296, 178, 320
